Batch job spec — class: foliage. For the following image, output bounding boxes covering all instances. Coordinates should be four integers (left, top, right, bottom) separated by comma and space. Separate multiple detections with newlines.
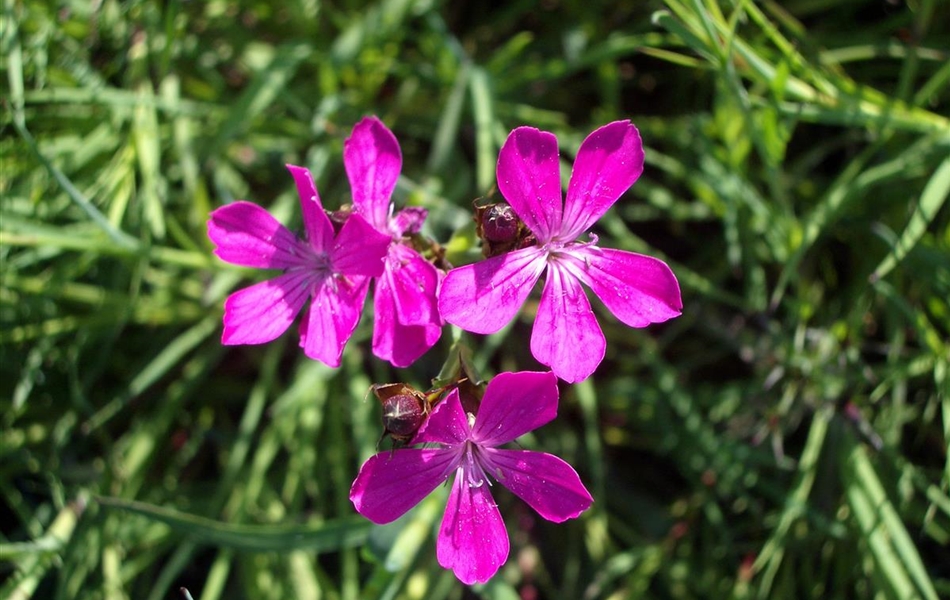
2, 0, 948, 598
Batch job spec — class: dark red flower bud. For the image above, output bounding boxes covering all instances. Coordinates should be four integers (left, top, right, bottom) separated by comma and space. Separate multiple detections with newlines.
370, 383, 432, 445
481, 203, 520, 243
381, 393, 426, 438
474, 201, 534, 258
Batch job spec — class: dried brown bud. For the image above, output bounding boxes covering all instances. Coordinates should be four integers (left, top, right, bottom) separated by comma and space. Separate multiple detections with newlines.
370, 383, 431, 445
381, 393, 426, 438
481, 203, 520, 243
474, 201, 535, 258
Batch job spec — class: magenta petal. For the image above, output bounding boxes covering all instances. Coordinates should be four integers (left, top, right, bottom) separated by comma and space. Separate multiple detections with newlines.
531, 264, 605, 383
371, 245, 442, 367
567, 246, 683, 327
392, 206, 428, 236
481, 448, 593, 522
413, 388, 470, 446
372, 270, 442, 368
437, 473, 509, 585
332, 213, 390, 278
496, 127, 563, 243
372, 318, 441, 368
208, 202, 312, 269
286, 164, 334, 253
349, 448, 458, 524
472, 371, 558, 446
384, 245, 441, 327
221, 271, 313, 345
372, 278, 440, 367
344, 117, 402, 231
561, 121, 644, 240
298, 277, 369, 367
439, 247, 547, 335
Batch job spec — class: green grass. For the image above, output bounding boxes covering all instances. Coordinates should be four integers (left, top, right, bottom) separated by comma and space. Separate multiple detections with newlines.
2, 0, 948, 598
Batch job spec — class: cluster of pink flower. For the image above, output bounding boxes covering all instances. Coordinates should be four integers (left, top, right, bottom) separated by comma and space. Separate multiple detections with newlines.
207, 117, 682, 584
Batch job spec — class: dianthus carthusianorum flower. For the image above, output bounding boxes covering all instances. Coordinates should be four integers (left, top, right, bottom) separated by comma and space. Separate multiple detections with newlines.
350, 371, 593, 584
344, 117, 443, 367
439, 121, 683, 382
207, 165, 391, 367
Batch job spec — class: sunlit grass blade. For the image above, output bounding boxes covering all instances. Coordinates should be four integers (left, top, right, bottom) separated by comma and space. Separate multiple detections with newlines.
427, 61, 470, 173
96, 497, 372, 553
203, 42, 312, 158
133, 82, 167, 240
0, 498, 84, 600
656, 1, 950, 134
13, 119, 139, 250
83, 316, 220, 432
871, 154, 950, 282
843, 441, 940, 600
470, 67, 497, 192
753, 407, 832, 598
770, 134, 946, 308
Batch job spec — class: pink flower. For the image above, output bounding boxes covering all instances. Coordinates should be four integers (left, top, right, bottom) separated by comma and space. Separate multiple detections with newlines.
438, 121, 683, 382
349, 371, 593, 584
207, 165, 391, 367
344, 117, 443, 367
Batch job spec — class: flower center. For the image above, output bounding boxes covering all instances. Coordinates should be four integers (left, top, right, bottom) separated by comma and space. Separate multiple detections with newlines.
461, 441, 490, 489
308, 252, 333, 277
543, 240, 573, 263
293, 253, 333, 281
287, 251, 343, 294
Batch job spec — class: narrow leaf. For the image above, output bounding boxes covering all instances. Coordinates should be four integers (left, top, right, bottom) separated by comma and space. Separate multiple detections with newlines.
872, 154, 950, 281
97, 497, 372, 553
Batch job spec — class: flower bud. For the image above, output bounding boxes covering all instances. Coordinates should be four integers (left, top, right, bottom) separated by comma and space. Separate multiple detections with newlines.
370, 383, 431, 445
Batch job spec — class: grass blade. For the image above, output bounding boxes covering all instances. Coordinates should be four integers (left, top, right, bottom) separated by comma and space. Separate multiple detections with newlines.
871, 154, 950, 282
96, 497, 371, 553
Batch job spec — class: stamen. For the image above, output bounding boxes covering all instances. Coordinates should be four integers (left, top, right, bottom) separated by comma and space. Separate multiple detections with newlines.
462, 442, 492, 488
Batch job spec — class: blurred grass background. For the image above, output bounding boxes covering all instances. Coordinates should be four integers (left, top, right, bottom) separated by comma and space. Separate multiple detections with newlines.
2, 0, 949, 598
